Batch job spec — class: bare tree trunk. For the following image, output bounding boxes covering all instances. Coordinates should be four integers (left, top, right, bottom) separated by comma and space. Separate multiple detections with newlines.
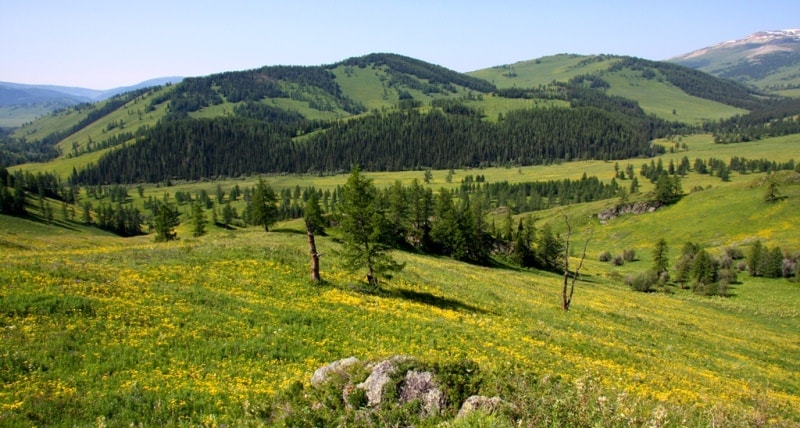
306, 221, 321, 283
562, 215, 572, 310
562, 214, 591, 311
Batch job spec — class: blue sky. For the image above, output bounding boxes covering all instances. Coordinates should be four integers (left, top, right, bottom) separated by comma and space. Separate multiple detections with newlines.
2, 0, 798, 89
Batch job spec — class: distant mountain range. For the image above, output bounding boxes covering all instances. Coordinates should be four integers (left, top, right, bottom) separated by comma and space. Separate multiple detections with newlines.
3, 28, 799, 129
0, 77, 184, 104
670, 29, 800, 93
0, 77, 183, 127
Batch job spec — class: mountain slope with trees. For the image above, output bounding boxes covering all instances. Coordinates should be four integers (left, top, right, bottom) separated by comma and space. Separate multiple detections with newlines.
2, 52, 792, 183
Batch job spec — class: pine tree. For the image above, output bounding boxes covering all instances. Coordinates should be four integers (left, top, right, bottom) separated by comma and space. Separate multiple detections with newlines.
535, 224, 563, 271
304, 191, 326, 236
338, 165, 403, 288
652, 238, 669, 275
748, 240, 764, 276
431, 188, 466, 259
653, 173, 682, 205
761, 246, 784, 278
154, 201, 180, 242
249, 178, 278, 231
764, 175, 781, 203
191, 201, 207, 237
406, 179, 434, 251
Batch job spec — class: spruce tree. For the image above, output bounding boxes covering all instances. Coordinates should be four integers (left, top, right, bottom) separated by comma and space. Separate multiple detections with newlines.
304, 191, 326, 236
249, 178, 278, 231
338, 165, 403, 288
154, 201, 180, 242
652, 238, 669, 276
191, 201, 207, 237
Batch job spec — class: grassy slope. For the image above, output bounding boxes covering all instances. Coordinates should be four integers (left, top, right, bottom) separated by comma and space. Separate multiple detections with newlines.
467, 54, 613, 87
673, 48, 800, 94
0, 105, 55, 128
602, 70, 746, 123
2, 135, 800, 425
468, 54, 748, 124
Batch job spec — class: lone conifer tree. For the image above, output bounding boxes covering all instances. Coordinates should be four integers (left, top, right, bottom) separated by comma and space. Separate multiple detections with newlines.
154, 201, 180, 242
191, 201, 207, 237
339, 165, 403, 288
652, 238, 669, 276
249, 178, 278, 231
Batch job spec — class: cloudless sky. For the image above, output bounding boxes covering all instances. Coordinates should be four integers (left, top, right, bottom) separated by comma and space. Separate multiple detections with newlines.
1, 0, 798, 89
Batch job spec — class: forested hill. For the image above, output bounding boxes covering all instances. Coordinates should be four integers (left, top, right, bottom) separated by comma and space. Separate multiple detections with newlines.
5, 52, 787, 182
75, 104, 680, 184
337, 53, 496, 93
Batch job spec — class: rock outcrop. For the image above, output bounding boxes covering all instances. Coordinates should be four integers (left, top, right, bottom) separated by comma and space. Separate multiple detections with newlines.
309, 355, 492, 421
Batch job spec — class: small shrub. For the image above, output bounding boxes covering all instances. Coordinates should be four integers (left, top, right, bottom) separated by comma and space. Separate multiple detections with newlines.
782, 258, 797, 278
611, 255, 625, 266
718, 268, 738, 286
598, 251, 611, 262
346, 387, 368, 409
434, 358, 482, 410
625, 270, 657, 292
623, 249, 636, 262
725, 246, 745, 260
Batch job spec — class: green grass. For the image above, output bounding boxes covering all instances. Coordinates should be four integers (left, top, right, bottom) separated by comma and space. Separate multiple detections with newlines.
2, 140, 800, 425
467, 54, 615, 87
603, 70, 747, 123
0, 105, 54, 128
469, 54, 748, 124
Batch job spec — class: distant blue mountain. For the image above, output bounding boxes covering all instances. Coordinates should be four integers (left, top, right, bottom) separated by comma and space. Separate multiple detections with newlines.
0, 76, 183, 108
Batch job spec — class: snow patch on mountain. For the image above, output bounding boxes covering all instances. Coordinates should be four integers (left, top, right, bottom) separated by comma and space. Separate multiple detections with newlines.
673, 29, 800, 62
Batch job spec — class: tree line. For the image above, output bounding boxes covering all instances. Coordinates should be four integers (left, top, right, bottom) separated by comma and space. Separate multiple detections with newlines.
74, 103, 671, 184
706, 98, 800, 143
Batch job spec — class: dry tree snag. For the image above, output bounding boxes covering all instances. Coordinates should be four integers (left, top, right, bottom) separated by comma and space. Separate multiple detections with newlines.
562, 214, 591, 311
306, 220, 321, 283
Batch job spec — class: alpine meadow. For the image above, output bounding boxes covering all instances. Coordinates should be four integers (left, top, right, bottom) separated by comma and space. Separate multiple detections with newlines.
2, 45, 800, 427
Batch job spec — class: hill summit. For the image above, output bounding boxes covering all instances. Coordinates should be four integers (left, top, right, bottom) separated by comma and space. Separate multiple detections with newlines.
671, 29, 800, 92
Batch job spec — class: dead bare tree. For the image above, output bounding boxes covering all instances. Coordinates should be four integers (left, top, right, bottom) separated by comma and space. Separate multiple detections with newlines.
562, 214, 592, 311
306, 219, 321, 283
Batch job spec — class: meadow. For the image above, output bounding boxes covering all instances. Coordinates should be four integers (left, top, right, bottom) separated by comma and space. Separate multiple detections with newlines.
2, 133, 800, 426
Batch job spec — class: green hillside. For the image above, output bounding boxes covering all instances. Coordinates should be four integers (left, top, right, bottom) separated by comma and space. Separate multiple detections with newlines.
4, 52, 781, 180
670, 31, 800, 96
2, 145, 799, 425
468, 54, 752, 124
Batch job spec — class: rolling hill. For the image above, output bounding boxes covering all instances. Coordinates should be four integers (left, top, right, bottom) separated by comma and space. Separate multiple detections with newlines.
3, 52, 778, 182
2, 46, 800, 426
467, 54, 758, 122
0, 77, 183, 128
670, 29, 800, 96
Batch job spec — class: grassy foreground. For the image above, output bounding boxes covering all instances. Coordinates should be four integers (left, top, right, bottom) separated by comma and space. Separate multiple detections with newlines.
2, 134, 800, 425
1, 185, 799, 426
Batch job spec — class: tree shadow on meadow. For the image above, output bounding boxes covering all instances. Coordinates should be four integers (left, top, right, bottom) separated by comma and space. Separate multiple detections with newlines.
386, 288, 490, 315
330, 279, 490, 315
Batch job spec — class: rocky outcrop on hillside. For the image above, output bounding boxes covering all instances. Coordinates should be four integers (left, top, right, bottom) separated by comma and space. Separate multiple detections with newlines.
597, 201, 659, 223
306, 356, 505, 422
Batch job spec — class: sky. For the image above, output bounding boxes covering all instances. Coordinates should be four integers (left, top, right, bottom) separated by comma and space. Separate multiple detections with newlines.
2, 0, 798, 89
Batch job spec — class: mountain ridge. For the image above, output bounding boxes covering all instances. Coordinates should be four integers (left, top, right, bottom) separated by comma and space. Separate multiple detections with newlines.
1, 51, 788, 180
670, 29, 800, 93
0, 77, 183, 128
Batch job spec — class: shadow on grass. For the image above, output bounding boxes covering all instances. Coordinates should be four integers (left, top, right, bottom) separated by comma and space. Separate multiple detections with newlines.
323, 278, 489, 315
389, 288, 490, 315
271, 227, 306, 235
